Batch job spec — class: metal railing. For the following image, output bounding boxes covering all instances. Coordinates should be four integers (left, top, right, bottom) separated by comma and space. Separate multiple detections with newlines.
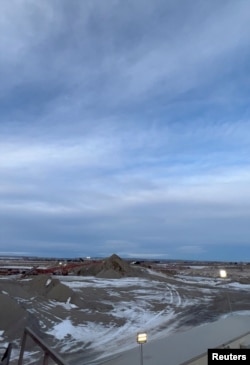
18, 327, 67, 365
1, 343, 12, 365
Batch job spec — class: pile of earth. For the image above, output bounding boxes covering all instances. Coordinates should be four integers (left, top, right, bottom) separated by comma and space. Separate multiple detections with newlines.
0, 292, 28, 338
0, 255, 147, 358
0, 278, 35, 340
75, 254, 144, 278
25, 274, 81, 304
0, 275, 83, 342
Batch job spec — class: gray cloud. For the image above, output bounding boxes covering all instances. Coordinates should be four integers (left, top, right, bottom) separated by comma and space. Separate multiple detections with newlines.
1, 1, 250, 260
2, 1, 250, 113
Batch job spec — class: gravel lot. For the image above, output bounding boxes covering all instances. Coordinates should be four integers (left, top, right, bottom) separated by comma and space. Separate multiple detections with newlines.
0, 261, 249, 364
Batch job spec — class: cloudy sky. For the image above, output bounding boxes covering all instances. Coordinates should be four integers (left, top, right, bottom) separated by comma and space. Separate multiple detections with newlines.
1, 0, 250, 261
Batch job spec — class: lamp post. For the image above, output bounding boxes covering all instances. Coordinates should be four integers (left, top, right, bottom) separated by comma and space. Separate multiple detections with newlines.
137, 332, 147, 365
219, 269, 232, 314
219, 269, 227, 279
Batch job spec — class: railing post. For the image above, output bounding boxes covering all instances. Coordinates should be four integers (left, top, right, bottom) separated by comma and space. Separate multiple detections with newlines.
1, 343, 12, 365
43, 352, 49, 365
18, 329, 27, 365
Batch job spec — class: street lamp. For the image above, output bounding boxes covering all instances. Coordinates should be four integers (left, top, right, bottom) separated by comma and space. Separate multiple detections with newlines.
137, 332, 147, 365
219, 269, 232, 314
219, 269, 227, 279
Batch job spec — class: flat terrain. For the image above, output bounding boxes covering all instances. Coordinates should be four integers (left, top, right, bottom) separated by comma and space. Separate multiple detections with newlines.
0, 259, 249, 364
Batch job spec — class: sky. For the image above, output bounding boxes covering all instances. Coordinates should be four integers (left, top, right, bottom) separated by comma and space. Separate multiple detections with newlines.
1, 0, 250, 261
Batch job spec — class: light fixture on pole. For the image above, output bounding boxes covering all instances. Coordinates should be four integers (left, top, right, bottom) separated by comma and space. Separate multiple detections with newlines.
219, 269, 227, 279
137, 332, 147, 365
219, 269, 232, 314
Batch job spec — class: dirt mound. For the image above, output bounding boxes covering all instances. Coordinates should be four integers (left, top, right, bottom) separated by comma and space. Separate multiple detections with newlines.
26, 274, 79, 305
46, 282, 77, 303
0, 280, 31, 299
97, 268, 122, 279
96, 254, 133, 278
76, 254, 143, 279
76, 262, 103, 277
0, 293, 28, 331
26, 274, 55, 295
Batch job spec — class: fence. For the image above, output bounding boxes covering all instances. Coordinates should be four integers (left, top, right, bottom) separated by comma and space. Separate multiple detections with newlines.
18, 327, 67, 365
1, 343, 12, 365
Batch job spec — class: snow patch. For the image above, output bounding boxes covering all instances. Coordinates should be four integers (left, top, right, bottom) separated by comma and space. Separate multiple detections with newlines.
60, 276, 160, 290
0, 330, 4, 341
45, 278, 52, 287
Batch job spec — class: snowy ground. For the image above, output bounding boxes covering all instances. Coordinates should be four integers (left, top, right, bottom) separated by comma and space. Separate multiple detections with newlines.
0, 269, 250, 364
49, 276, 184, 358
50, 274, 250, 364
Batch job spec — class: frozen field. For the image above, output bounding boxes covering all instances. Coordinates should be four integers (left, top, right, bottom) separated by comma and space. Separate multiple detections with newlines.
0, 268, 250, 364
